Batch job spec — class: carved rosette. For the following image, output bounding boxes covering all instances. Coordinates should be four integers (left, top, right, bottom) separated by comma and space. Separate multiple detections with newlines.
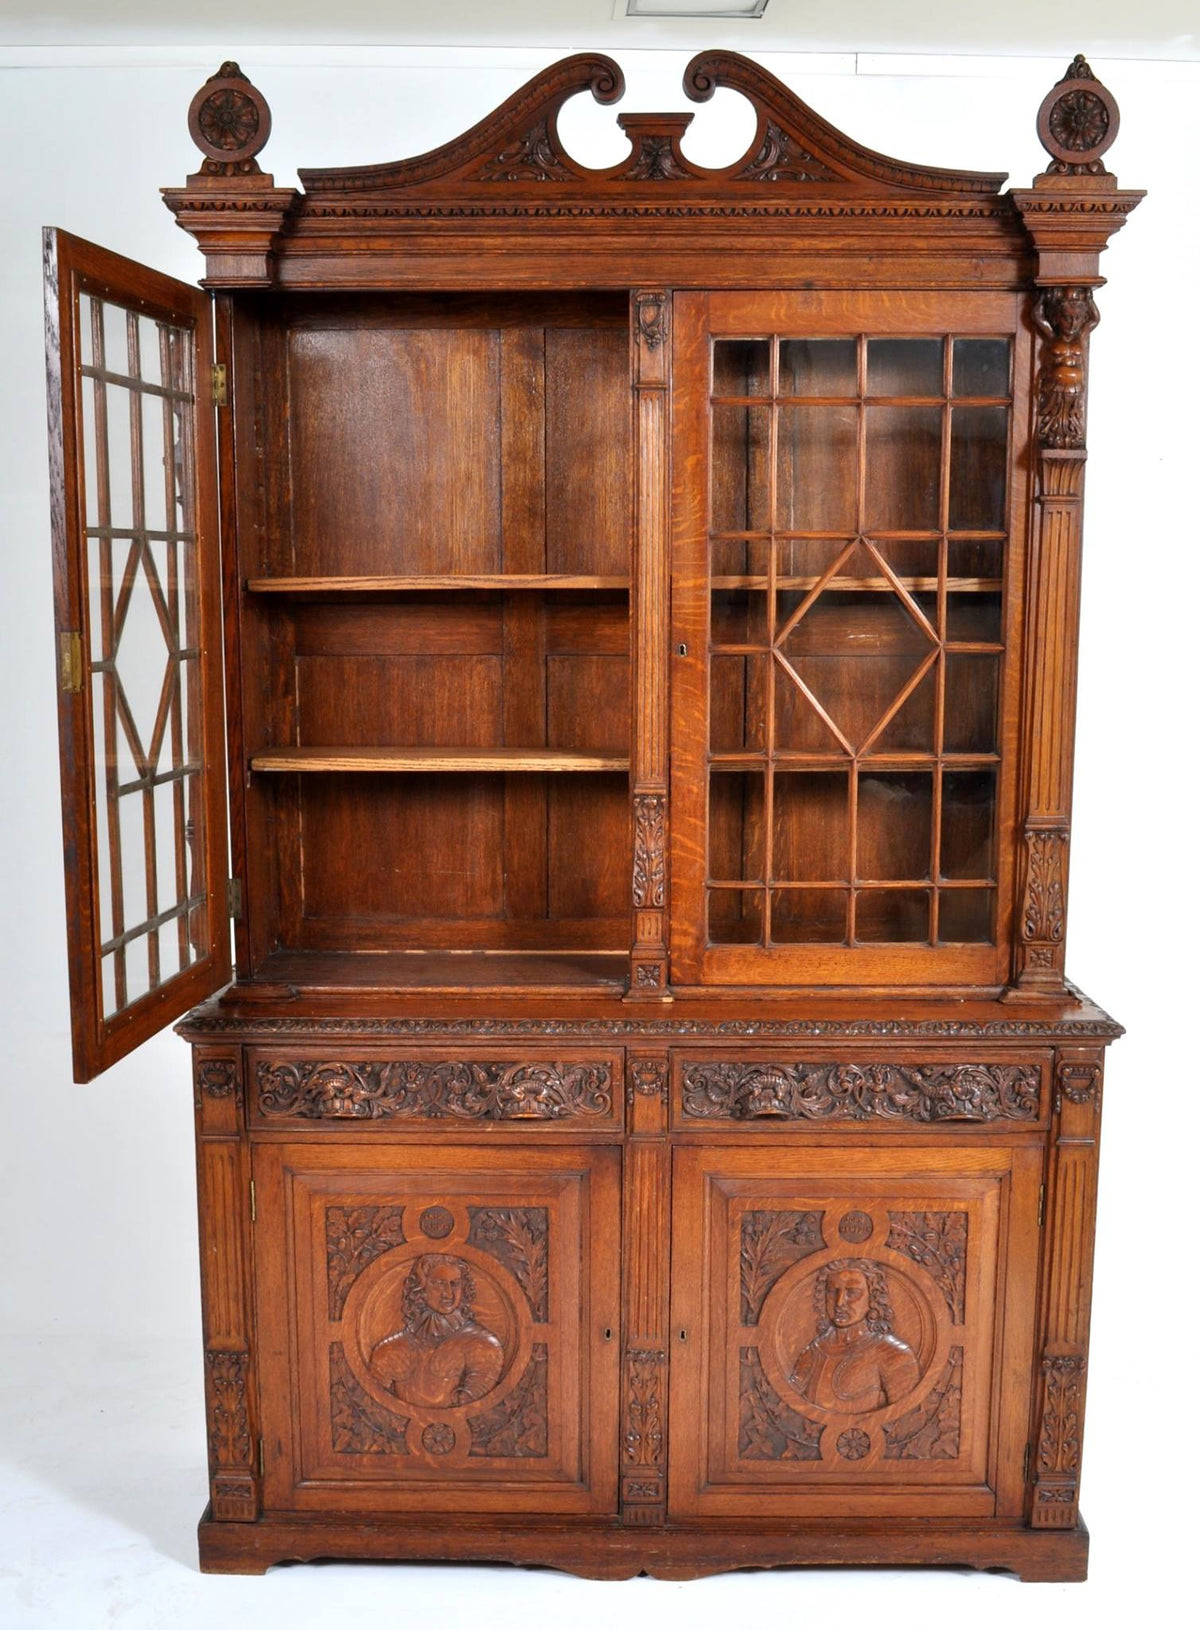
1036, 57, 1119, 177
681, 1061, 1040, 1124
255, 1057, 613, 1121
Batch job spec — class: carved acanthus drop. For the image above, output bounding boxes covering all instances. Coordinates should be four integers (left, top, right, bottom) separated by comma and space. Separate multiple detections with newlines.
1021, 828, 1069, 942
1038, 1353, 1086, 1474
632, 793, 666, 908
623, 1348, 665, 1466
205, 1348, 252, 1468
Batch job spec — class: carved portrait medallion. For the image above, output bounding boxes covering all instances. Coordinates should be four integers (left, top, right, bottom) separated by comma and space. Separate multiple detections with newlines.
754, 1247, 939, 1429
332, 1201, 540, 1466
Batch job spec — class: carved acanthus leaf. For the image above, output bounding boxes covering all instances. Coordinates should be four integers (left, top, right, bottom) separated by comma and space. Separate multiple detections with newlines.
474, 119, 573, 182
739, 1210, 826, 1325
882, 1346, 963, 1460
325, 1205, 407, 1319
885, 1211, 968, 1324
330, 1343, 409, 1455
1038, 1353, 1086, 1474
682, 1061, 1040, 1123
738, 120, 837, 182
632, 793, 666, 908
468, 1343, 549, 1457
624, 1349, 665, 1466
738, 1348, 823, 1461
205, 1348, 252, 1468
256, 1057, 613, 1121
467, 1207, 549, 1321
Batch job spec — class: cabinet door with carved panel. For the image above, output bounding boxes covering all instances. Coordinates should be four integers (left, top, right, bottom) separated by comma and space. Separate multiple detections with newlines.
669, 1143, 1040, 1518
253, 1143, 620, 1515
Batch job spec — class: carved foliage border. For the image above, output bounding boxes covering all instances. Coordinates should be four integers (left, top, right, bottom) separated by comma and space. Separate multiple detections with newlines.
255, 1057, 613, 1121
681, 1061, 1041, 1123
738, 1348, 824, 1461
467, 1207, 550, 1322
885, 1211, 968, 1324
467, 1343, 549, 1457
739, 1209, 826, 1325
325, 1205, 407, 1319
882, 1346, 964, 1460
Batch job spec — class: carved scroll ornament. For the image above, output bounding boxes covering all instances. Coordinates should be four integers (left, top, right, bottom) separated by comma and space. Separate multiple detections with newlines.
681, 1061, 1040, 1123
255, 1057, 613, 1120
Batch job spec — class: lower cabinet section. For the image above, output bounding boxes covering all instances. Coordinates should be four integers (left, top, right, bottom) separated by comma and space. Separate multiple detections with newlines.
252, 1142, 621, 1515
668, 1143, 1041, 1519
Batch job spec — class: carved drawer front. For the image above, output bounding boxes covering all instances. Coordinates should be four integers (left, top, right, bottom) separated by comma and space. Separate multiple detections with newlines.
247, 1048, 623, 1131
672, 1052, 1048, 1130
253, 1143, 620, 1515
668, 1144, 1041, 1520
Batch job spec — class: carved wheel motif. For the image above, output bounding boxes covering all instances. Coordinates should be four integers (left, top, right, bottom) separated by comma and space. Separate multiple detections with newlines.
1036, 56, 1119, 174
187, 62, 271, 173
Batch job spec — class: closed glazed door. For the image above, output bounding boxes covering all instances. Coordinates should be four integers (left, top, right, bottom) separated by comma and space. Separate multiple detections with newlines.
669, 1143, 1040, 1518
254, 1143, 620, 1514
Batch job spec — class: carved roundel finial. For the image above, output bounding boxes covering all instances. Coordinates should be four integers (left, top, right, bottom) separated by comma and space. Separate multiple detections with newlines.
1036, 55, 1119, 176
188, 61, 272, 177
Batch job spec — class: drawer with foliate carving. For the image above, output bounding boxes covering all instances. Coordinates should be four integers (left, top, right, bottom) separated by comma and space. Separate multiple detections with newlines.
247, 1048, 624, 1133
671, 1052, 1050, 1132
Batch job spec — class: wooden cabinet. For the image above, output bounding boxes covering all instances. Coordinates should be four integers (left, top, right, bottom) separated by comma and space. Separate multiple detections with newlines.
45, 50, 1139, 1582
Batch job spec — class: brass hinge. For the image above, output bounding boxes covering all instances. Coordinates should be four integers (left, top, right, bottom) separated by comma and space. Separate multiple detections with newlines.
1037, 1184, 1046, 1228
58, 631, 84, 693
1023, 1442, 1032, 1483
258, 1437, 265, 1476
228, 877, 243, 920
212, 362, 228, 406
249, 1179, 256, 1224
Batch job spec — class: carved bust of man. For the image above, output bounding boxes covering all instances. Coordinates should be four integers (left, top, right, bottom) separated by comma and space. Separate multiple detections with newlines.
369, 1254, 504, 1409
790, 1258, 920, 1413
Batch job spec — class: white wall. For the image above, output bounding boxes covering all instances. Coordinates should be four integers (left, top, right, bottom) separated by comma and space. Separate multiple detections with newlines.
0, 42, 1194, 1561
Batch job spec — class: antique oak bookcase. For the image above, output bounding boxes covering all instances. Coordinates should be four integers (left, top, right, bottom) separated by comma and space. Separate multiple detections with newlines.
44, 51, 1140, 1581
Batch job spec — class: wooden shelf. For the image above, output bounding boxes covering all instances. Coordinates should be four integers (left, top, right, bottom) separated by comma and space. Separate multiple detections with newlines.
250, 747, 630, 773
247, 948, 629, 994
246, 574, 630, 595
711, 576, 1002, 594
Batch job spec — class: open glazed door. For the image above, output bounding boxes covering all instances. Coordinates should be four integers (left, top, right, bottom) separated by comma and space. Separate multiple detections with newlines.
44, 229, 229, 1081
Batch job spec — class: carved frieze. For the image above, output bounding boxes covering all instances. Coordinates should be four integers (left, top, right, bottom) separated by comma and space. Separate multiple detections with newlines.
255, 1057, 613, 1120
882, 1346, 964, 1460
738, 1348, 824, 1461
468, 1344, 549, 1457
885, 1212, 968, 1324
681, 1061, 1040, 1123
325, 1206, 407, 1319
467, 1207, 549, 1321
330, 1343, 410, 1455
632, 793, 666, 908
739, 1210, 826, 1325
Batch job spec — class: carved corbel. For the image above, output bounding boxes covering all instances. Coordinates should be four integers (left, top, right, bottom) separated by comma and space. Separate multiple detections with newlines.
162, 63, 298, 286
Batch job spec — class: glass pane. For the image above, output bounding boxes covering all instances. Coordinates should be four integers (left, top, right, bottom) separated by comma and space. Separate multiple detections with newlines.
712, 536, 770, 578
76, 294, 207, 1021
711, 405, 770, 532
711, 588, 767, 645
941, 769, 996, 880
857, 772, 933, 881
949, 406, 1008, 530
779, 338, 856, 396
864, 406, 941, 530
953, 338, 1010, 398
105, 383, 135, 529
948, 536, 1003, 582
776, 405, 857, 531
713, 339, 770, 396
709, 888, 764, 945
773, 661, 848, 753
867, 338, 943, 396
772, 771, 849, 882
710, 655, 767, 752
870, 665, 936, 753
938, 888, 993, 943
946, 590, 1002, 645
856, 888, 930, 943
944, 654, 999, 753
771, 888, 847, 943
709, 772, 765, 882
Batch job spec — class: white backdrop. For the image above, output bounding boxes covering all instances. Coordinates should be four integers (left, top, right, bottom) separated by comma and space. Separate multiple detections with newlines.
0, 43, 1194, 1627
